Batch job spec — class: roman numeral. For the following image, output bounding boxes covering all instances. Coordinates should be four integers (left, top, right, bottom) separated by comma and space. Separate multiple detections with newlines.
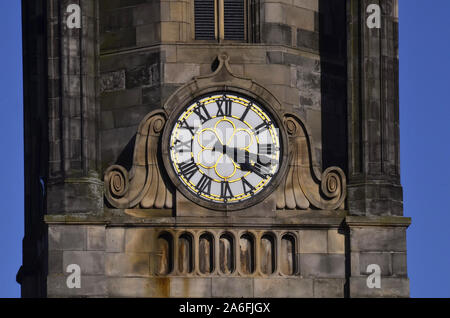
180, 119, 196, 136
240, 104, 251, 121
193, 103, 211, 123
258, 144, 274, 155
216, 98, 232, 117
173, 139, 191, 153
253, 122, 270, 135
221, 181, 233, 200
178, 159, 198, 180
197, 174, 212, 195
241, 178, 255, 195
253, 162, 272, 179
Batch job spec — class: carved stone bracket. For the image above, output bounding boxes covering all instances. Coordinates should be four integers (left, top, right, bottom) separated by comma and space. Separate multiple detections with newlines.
104, 110, 173, 209
276, 113, 346, 210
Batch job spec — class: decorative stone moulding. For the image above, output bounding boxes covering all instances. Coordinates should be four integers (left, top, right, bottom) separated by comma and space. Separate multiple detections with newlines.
152, 228, 299, 278
104, 54, 347, 211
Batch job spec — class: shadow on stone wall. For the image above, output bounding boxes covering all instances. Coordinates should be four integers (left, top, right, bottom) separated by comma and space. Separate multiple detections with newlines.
319, 0, 348, 174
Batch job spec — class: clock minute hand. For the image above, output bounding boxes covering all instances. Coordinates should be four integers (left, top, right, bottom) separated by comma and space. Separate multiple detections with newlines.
213, 142, 276, 168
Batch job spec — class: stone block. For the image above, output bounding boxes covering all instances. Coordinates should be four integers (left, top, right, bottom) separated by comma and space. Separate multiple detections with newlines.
350, 277, 410, 298
297, 29, 319, 51
262, 23, 291, 46
101, 88, 142, 110
300, 254, 345, 278
392, 252, 408, 276
106, 228, 125, 252
136, 23, 161, 46
313, 278, 345, 298
100, 70, 126, 93
107, 277, 171, 297
212, 278, 253, 298
164, 63, 200, 84
105, 252, 150, 277
101, 28, 136, 51
161, 22, 180, 42
87, 226, 106, 251
48, 251, 63, 274
351, 227, 407, 252
287, 7, 315, 31
49, 225, 86, 251
327, 229, 345, 254
359, 252, 392, 276
125, 228, 157, 253
63, 251, 105, 275
48, 274, 107, 297
254, 278, 313, 298
170, 278, 212, 298
244, 64, 290, 85
299, 230, 327, 254
264, 3, 285, 24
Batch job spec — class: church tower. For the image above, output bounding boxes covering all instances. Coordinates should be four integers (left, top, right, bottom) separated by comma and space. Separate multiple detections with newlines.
18, 0, 410, 297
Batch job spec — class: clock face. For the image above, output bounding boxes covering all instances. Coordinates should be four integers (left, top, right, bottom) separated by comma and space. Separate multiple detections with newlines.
167, 92, 282, 207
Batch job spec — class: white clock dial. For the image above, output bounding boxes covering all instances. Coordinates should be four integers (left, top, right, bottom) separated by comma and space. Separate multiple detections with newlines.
168, 93, 282, 205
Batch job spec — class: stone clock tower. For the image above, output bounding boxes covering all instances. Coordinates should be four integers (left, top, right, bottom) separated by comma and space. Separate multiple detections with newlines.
18, 0, 410, 297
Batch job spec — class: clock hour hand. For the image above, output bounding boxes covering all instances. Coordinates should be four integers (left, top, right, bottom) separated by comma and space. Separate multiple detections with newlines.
213, 141, 276, 168
213, 142, 274, 178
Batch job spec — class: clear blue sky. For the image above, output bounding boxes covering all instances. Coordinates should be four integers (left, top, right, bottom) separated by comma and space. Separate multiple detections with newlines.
0, 1, 449, 298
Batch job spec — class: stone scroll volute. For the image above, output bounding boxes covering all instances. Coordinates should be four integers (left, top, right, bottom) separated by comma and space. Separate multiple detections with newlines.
104, 110, 173, 209
276, 113, 347, 210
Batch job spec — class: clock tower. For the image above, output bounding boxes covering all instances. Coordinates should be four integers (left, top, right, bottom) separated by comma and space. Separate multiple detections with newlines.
19, 0, 410, 297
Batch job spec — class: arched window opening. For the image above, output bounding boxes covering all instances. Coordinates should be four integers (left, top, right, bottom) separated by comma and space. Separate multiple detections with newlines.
281, 234, 296, 276
260, 234, 275, 275
178, 233, 193, 274
239, 233, 255, 274
219, 233, 234, 274
199, 233, 214, 274
157, 233, 173, 275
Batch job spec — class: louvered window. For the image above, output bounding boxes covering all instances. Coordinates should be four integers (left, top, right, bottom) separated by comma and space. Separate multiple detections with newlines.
194, 0, 216, 40
194, 0, 247, 42
223, 0, 245, 41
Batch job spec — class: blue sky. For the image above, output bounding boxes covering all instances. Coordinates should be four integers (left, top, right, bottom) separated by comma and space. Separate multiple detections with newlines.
0, 1, 449, 298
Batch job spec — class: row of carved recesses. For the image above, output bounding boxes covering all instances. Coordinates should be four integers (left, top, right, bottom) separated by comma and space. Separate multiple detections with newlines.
156, 230, 298, 277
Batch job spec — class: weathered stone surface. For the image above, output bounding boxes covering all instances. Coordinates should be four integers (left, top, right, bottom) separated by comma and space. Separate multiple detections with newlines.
254, 278, 313, 298
313, 278, 345, 298
107, 277, 169, 297
299, 230, 327, 254
48, 274, 107, 297
327, 229, 345, 254
350, 277, 410, 298
359, 252, 392, 276
100, 70, 126, 93
87, 226, 106, 251
351, 227, 407, 252
300, 254, 345, 278
125, 228, 157, 253
49, 225, 86, 251
170, 278, 212, 298
106, 228, 125, 253
105, 253, 150, 277
392, 252, 408, 276
212, 278, 253, 298
63, 251, 105, 275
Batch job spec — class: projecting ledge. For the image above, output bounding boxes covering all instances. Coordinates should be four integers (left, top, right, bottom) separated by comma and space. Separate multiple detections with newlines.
345, 216, 412, 228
